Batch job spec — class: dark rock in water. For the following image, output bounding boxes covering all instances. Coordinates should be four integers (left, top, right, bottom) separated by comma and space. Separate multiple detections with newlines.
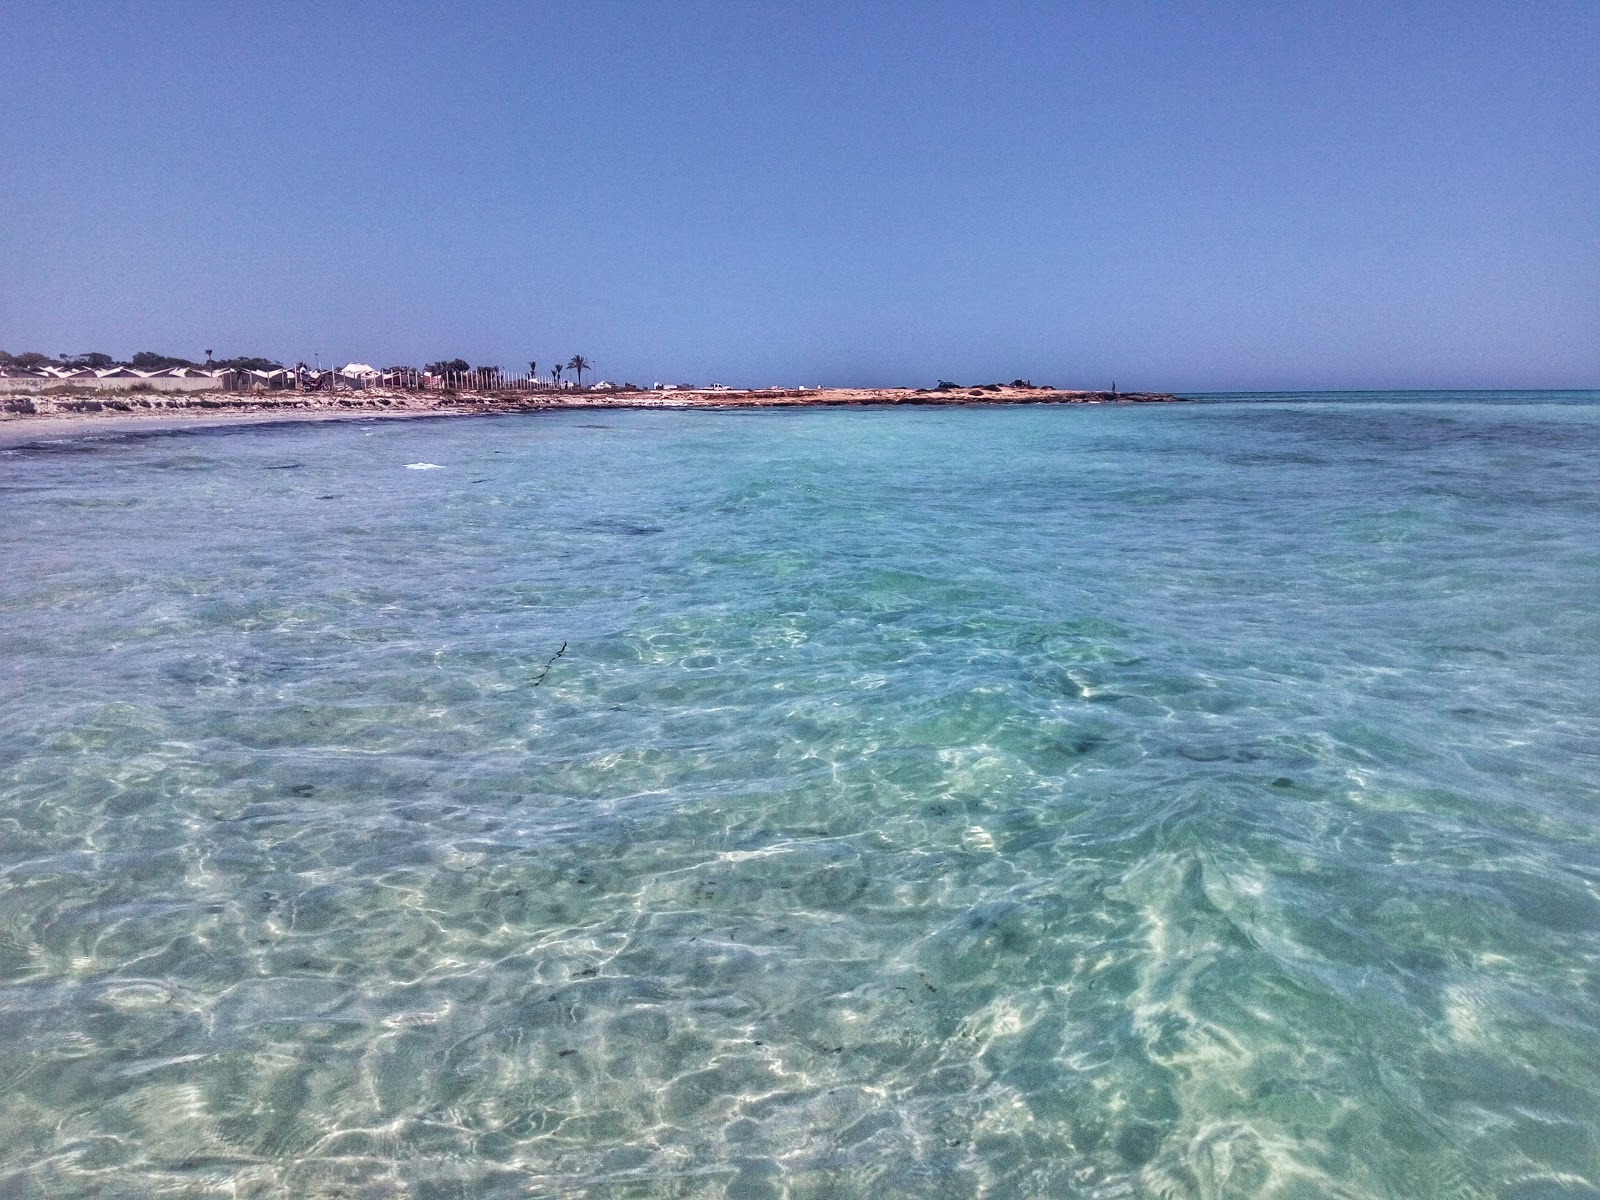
1178, 744, 1265, 763
585, 520, 665, 536
289, 784, 315, 797
1272, 777, 1294, 788
1114, 1121, 1164, 1167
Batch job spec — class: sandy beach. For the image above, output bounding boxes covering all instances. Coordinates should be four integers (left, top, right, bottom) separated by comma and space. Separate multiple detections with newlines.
0, 384, 1182, 448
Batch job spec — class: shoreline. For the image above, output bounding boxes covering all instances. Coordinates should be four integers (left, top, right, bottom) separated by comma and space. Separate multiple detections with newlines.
0, 385, 1183, 448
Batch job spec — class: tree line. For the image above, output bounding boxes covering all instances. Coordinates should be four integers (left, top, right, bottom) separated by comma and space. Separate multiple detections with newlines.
0, 350, 282, 372
2, 349, 597, 386
422, 355, 593, 387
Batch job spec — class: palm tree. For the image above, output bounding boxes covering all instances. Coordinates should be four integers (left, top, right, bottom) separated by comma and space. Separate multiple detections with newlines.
552, 363, 563, 388
567, 355, 591, 389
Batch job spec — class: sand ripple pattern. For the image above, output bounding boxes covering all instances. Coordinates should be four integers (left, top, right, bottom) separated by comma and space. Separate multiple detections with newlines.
0, 394, 1598, 1198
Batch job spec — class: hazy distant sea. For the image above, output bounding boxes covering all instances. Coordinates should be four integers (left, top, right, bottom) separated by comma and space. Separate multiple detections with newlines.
1, 392, 1597, 1198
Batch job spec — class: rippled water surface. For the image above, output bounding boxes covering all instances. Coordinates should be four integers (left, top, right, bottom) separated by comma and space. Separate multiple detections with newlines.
1, 394, 1598, 1198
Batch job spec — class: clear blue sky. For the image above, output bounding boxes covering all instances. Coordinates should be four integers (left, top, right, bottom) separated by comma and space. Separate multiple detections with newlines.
2, 1, 1595, 390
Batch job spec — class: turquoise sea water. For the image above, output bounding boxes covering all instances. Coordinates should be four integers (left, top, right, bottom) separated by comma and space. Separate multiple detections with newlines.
1, 393, 1597, 1198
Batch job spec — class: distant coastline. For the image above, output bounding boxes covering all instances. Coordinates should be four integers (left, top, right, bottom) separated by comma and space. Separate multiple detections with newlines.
0, 384, 1184, 446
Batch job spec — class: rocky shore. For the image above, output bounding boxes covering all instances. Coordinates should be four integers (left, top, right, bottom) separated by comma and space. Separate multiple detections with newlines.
0, 384, 1183, 445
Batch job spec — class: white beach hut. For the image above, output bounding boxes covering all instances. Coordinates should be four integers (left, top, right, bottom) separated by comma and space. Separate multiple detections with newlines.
339, 363, 380, 390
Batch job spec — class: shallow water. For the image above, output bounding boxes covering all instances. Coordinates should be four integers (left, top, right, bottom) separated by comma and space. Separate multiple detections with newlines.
1, 394, 1597, 1198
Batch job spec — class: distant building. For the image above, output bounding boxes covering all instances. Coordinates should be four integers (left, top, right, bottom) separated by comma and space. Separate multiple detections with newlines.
214, 367, 291, 390
143, 366, 215, 380
0, 364, 223, 394
339, 363, 380, 388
